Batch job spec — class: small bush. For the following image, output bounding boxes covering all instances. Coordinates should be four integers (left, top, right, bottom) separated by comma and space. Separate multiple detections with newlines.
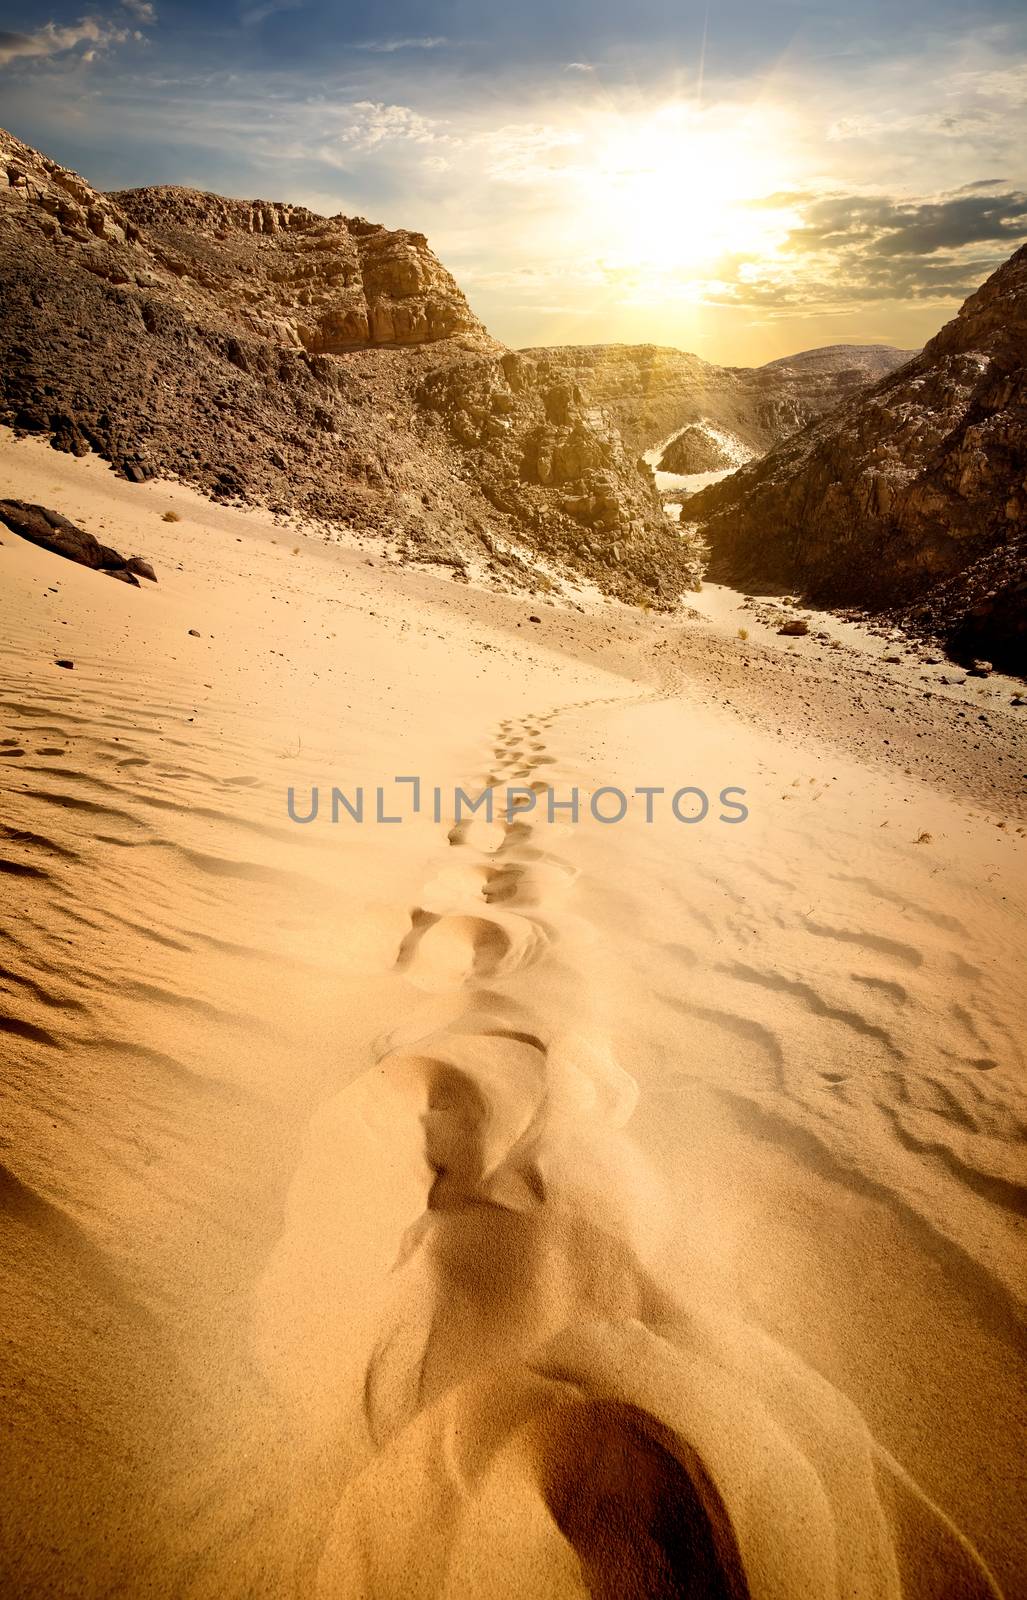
162, 510, 180, 522
737, 626, 748, 640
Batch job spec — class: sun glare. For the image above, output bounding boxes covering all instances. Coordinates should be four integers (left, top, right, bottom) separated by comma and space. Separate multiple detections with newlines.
572, 102, 799, 287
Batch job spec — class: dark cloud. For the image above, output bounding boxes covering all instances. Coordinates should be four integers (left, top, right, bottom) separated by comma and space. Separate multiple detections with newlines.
785, 188, 1027, 257
709, 185, 1027, 310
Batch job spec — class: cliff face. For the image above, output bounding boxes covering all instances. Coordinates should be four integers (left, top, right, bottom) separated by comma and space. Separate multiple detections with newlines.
111, 184, 483, 351
0, 128, 695, 603
522, 342, 914, 460
687, 245, 1027, 670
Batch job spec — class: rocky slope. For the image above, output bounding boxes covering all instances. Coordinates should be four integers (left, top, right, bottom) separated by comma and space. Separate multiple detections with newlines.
687, 246, 1027, 672
0, 128, 691, 604
523, 342, 914, 467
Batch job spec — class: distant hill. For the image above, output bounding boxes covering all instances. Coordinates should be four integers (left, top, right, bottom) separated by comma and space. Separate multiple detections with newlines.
520, 342, 915, 468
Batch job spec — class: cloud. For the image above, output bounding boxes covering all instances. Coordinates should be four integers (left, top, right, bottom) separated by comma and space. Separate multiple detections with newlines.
0, 5, 157, 70
318, 100, 447, 156
354, 37, 447, 55
781, 187, 1027, 259
238, 0, 303, 26
692, 183, 1027, 314
0, 18, 128, 69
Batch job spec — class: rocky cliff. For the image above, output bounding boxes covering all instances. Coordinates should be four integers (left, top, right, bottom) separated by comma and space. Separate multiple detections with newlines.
0, 127, 692, 604
687, 246, 1027, 671
523, 342, 914, 466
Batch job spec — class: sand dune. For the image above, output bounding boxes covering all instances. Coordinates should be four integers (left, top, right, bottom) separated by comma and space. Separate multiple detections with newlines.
0, 430, 1023, 1597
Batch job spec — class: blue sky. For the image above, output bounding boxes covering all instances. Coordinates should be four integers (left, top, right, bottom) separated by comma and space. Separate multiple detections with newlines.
2, 0, 1026, 360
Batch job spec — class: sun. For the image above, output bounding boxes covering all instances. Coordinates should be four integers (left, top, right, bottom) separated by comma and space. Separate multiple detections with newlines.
571, 101, 799, 285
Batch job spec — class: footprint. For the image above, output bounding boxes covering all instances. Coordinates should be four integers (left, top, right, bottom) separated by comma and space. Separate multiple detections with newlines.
448, 817, 510, 854
534, 1398, 750, 1600
376, 1031, 550, 1202
399, 911, 549, 990
420, 861, 496, 914
484, 859, 577, 908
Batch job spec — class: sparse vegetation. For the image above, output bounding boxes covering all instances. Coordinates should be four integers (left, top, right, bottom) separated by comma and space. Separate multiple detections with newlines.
737, 626, 748, 640
162, 510, 180, 522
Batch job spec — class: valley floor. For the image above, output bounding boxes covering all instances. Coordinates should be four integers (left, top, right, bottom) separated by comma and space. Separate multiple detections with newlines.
0, 431, 1024, 1598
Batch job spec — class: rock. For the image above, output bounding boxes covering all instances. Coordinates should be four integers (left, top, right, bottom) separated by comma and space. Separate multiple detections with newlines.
54, 658, 74, 668
528, 615, 541, 623
968, 659, 993, 676
188, 628, 201, 636
0, 498, 152, 585
125, 556, 157, 582
777, 618, 809, 636
657, 425, 735, 475
883, 654, 902, 664
688, 243, 1027, 673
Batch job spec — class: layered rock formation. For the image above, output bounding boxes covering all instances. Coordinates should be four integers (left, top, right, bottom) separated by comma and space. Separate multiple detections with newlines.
0, 127, 694, 604
687, 246, 1027, 671
524, 342, 914, 457
112, 183, 483, 352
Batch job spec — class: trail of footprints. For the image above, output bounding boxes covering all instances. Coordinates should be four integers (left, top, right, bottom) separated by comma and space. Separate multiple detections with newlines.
395, 714, 572, 991
371, 709, 629, 1413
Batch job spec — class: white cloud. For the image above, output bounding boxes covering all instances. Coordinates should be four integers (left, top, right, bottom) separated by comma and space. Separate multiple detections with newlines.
324, 100, 445, 153
0, 18, 129, 69
355, 37, 447, 54
0, 4, 156, 70
238, 0, 303, 27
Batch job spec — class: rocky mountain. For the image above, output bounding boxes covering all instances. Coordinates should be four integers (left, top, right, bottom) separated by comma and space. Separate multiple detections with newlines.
0, 128, 691, 604
687, 245, 1027, 672
522, 342, 914, 468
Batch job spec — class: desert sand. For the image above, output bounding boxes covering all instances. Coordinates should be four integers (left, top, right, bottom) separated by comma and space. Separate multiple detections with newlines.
1, 428, 1024, 1598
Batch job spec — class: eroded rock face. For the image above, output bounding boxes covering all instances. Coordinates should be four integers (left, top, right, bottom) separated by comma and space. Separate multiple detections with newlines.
523, 343, 915, 455
687, 245, 1027, 672
416, 351, 695, 598
0, 126, 696, 604
111, 184, 483, 352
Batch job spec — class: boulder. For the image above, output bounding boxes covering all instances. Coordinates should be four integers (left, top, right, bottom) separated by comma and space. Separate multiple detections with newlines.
0, 500, 156, 585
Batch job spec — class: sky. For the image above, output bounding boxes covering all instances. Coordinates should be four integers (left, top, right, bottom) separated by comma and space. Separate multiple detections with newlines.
1, 0, 1026, 362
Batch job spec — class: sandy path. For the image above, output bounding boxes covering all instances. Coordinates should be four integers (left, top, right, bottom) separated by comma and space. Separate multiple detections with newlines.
1, 432, 1024, 1597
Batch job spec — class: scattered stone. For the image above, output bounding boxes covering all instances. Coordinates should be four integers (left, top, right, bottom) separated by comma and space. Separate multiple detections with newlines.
968, 659, 993, 676
188, 628, 201, 637
528, 614, 541, 623
54, 658, 74, 669
777, 618, 809, 637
